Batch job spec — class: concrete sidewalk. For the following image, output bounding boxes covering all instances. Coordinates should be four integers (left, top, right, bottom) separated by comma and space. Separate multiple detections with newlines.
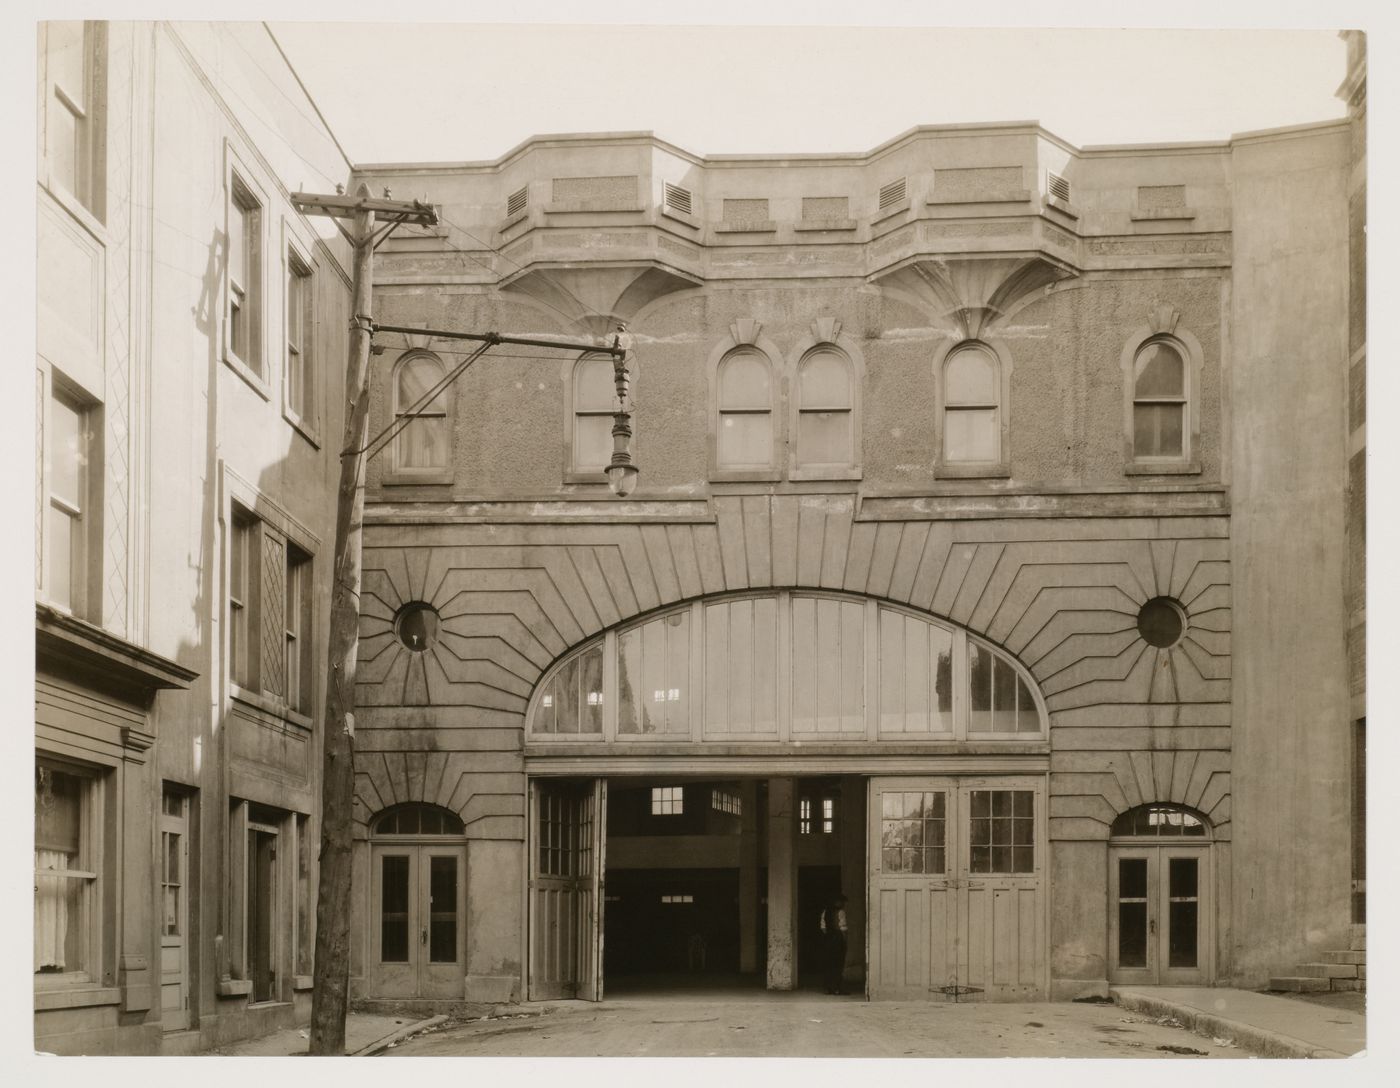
204, 1012, 443, 1056
1112, 986, 1366, 1058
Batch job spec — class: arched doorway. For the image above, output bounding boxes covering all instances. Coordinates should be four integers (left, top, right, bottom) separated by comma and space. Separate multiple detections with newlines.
1108, 804, 1214, 985
368, 803, 467, 999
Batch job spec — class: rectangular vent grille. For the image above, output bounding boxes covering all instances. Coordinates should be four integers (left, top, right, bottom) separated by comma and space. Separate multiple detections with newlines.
665, 183, 693, 216
878, 178, 907, 210
507, 185, 528, 216
1047, 172, 1071, 203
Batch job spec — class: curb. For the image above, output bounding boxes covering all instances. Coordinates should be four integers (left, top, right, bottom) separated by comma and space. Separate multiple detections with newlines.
1110, 989, 1346, 1059
350, 1014, 448, 1056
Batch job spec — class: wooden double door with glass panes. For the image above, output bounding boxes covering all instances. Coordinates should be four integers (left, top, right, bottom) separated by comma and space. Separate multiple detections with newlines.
369, 844, 466, 999
1109, 846, 1211, 985
529, 779, 606, 1001
868, 776, 1045, 1000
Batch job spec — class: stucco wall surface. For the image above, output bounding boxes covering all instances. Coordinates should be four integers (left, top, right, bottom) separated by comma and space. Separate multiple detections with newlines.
1227, 124, 1351, 985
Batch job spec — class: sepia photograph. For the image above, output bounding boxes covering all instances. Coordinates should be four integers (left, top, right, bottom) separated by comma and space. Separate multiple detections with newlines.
12, 0, 1392, 1074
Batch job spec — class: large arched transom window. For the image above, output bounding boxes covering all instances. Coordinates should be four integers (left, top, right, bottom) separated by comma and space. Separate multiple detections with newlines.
716, 348, 775, 470
528, 591, 1046, 744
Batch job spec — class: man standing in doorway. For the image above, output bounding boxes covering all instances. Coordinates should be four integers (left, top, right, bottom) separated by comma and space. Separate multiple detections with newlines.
820, 892, 849, 995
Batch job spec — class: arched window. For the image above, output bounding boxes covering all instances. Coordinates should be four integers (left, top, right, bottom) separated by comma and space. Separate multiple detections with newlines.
571, 354, 615, 474
943, 343, 1001, 465
795, 347, 853, 469
392, 352, 449, 473
527, 592, 1046, 743
1110, 804, 1210, 838
1131, 339, 1187, 461
716, 348, 775, 469
372, 803, 465, 836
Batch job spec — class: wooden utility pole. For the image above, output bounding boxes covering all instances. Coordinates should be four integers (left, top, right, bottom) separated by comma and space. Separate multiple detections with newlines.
292, 183, 437, 1055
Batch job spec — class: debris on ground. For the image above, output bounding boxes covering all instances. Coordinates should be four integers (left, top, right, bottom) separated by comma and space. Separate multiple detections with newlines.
1212, 1037, 1236, 1047
1072, 995, 1115, 1004
1157, 1044, 1209, 1056
1024, 1021, 1043, 1028
1152, 1015, 1183, 1028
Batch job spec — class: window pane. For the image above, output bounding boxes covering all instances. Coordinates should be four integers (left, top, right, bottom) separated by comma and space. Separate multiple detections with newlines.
397, 356, 447, 411
1134, 342, 1184, 397
1168, 901, 1199, 968
799, 350, 851, 408
944, 407, 998, 462
796, 410, 852, 465
35, 766, 86, 976
380, 855, 410, 963
968, 644, 993, 732
575, 356, 616, 411
718, 412, 772, 467
49, 104, 79, 199
48, 395, 84, 508
398, 417, 448, 469
718, 351, 770, 409
1169, 857, 1198, 899
574, 413, 612, 472
1119, 901, 1148, 967
45, 505, 74, 612
665, 611, 690, 733
579, 647, 604, 733
1133, 403, 1184, 458
945, 346, 997, 404
49, 23, 86, 103
228, 199, 247, 293
429, 856, 459, 963
555, 657, 580, 734
617, 627, 643, 734
990, 655, 1018, 732
1016, 674, 1039, 732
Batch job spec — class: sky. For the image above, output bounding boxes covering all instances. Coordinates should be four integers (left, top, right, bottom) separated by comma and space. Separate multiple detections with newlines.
271, 21, 1349, 165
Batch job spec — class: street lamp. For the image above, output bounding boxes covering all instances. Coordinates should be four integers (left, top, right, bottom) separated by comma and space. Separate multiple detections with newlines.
606, 323, 639, 498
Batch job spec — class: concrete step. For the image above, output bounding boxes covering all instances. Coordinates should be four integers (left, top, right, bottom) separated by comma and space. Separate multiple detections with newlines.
1268, 976, 1331, 993
1330, 978, 1364, 993
1351, 924, 1366, 951
1295, 962, 1358, 979
1321, 949, 1366, 966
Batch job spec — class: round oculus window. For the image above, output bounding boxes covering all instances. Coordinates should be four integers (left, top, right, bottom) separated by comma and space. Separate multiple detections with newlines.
395, 602, 440, 652
1137, 597, 1187, 649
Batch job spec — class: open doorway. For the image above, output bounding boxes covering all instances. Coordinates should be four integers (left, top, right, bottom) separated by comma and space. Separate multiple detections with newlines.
528, 775, 866, 1000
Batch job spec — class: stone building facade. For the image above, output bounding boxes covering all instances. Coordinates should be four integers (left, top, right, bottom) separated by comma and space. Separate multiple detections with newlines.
34, 21, 1365, 1050
35, 22, 352, 1053
345, 107, 1359, 1003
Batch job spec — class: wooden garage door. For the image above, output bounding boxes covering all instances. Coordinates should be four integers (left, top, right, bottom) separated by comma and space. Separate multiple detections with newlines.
868, 776, 1045, 1001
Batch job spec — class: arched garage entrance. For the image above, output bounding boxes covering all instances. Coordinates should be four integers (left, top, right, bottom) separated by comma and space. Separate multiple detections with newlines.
523, 590, 1050, 1002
